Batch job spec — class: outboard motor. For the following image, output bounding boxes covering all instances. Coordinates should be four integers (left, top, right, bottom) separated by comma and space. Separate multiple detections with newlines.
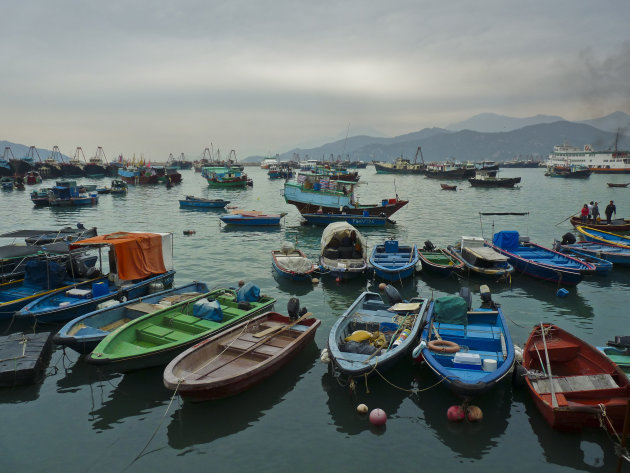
384, 284, 403, 304
423, 240, 435, 252
287, 297, 308, 321
479, 284, 498, 310
560, 232, 576, 245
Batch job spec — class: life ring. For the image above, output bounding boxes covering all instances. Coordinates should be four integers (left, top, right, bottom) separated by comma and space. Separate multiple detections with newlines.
427, 339, 460, 353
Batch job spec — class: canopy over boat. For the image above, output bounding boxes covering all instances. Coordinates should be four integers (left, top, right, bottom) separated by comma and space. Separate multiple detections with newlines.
320, 222, 367, 259
70, 232, 173, 280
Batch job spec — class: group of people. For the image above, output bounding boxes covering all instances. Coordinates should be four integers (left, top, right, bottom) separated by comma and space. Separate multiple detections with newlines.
580, 200, 617, 224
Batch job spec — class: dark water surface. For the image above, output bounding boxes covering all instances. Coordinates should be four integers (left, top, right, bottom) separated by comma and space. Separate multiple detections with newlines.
1, 167, 629, 472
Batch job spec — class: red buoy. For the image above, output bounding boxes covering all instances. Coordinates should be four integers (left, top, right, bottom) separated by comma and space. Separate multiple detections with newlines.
447, 405, 465, 422
369, 408, 387, 426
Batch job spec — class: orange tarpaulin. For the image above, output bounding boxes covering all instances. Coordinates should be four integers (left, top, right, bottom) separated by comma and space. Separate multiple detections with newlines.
70, 232, 166, 280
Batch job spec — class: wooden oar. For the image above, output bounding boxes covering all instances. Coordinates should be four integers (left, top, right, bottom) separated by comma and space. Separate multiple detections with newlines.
193, 312, 312, 379
555, 213, 578, 226
539, 323, 558, 408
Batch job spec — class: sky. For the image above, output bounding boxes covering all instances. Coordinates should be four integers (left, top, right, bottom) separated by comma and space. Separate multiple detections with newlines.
2, 0, 630, 160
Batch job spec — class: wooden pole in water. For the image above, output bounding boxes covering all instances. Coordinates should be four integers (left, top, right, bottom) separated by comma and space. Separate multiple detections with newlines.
616, 398, 630, 473
539, 323, 558, 408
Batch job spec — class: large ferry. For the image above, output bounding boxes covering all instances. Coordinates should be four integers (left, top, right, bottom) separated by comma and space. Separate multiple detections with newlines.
546, 143, 630, 173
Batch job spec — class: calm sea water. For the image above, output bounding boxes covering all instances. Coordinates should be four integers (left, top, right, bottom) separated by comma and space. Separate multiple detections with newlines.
1, 166, 629, 472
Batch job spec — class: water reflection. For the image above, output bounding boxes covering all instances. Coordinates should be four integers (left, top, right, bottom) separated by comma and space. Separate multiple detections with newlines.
89, 366, 171, 432
56, 356, 118, 394
411, 364, 512, 459
167, 344, 318, 451
321, 360, 414, 436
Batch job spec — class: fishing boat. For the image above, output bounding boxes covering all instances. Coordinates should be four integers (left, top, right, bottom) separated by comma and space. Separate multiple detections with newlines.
48, 180, 98, 206
489, 231, 595, 285
369, 240, 418, 281
1, 176, 15, 190
327, 288, 429, 378
271, 243, 316, 281
85, 285, 276, 372
575, 225, 630, 248
96, 187, 111, 194
4, 226, 98, 245
30, 188, 51, 205
203, 166, 249, 188
267, 164, 293, 179
283, 173, 407, 217
544, 164, 591, 178
301, 212, 389, 226
220, 210, 286, 226
84, 147, 108, 178
522, 323, 630, 431
546, 142, 630, 174
569, 216, 630, 232
53, 281, 209, 354
557, 240, 630, 266
417, 242, 464, 276
554, 246, 613, 275
25, 171, 42, 185
607, 182, 630, 188
413, 286, 515, 398
260, 156, 278, 169
163, 308, 321, 401
447, 236, 514, 279
118, 164, 182, 185
425, 161, 476, 179
468, 170, 521, 188
0, 259, 100, 318
440, 184, 457, 191
110, 180, 128, 195
14, 232, 176, 324
179, 196, 230, 209
319, 222, 368, 280
372, 148, 425, 174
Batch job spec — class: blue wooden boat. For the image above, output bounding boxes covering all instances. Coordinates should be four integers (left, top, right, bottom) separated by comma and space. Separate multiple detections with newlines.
271, 244, 315, 281
0, 260, 100, 319
412, 286, 515, 398
53, 281, 209, 354
489, 231, 594, 285
555, 246, 613, 275
369, 240, 418, 281
447, 236, 514, 279
301, 213, 389, 226
327, 288, 429, 378
220, 211, 286, 226
558, 241, 630, 266
576, 225, 630, 248
110, 180, 128, 195
179, 196, 230, 209
48, 180, 98, 206
14, 232, 176, 324
319, 222, 368, 280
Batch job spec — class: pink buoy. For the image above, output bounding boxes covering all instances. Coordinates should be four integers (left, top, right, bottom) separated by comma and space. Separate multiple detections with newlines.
335, 277, 341, 283
447, 405, 465, 422
369, 408, 387, 426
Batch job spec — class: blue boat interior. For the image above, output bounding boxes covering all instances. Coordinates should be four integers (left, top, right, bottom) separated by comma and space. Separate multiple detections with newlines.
493, 231, 585, 270
371, 241, 415, 270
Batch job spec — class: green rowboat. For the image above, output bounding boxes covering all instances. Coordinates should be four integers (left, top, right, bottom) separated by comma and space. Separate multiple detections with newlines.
86, 288, 275, 372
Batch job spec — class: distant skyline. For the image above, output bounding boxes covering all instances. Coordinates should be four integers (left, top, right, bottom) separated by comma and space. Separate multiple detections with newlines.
2, 1, 630, 159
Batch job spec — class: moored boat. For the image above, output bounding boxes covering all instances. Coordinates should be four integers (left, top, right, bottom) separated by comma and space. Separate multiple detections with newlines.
203, 166, 249, 188
547, 142, 630, 174
369, 240, 418, 281
545, 164, 591, 178
489, 231, 594, 285
440, 183, 457, 190
557, 240, 630, 266
301, 212, 389, 226
163, 308, 320, 401
85, 285, 276, 372
447, 236, 514, 279
53, 281, 209, 354
327, 287, 429, 378
220, 210, 286, 226
607, 182, 630, 188
569, 216, 630, 232
110, 179, 128, 195
468, 170, 521, 188
179, 196, 230, 209
413, 286, 515, 398
417, 242, 464, 276
271, 243, 316, 281
372, 150, 425, 174
575, 225, 630, 248
522, 323, 630, 431
319, 222, 368, 280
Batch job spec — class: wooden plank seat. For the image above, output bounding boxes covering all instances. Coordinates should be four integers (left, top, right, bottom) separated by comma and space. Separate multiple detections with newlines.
531, 374, 618, 394
126, 302, 163, 314
219, 337, 280, 357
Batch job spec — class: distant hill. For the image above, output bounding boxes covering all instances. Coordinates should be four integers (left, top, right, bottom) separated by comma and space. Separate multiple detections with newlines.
578, 111, 630, 134
446, 113, 565, 133
243, 120, 630, 163
0, 140, 71, 161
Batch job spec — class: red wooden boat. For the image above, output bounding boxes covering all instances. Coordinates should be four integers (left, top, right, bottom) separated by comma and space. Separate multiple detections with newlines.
607, 182, 630, 188
523, 324, 630, 431
163, 311, 320, 401
569, 216, 630, 232
440, 183, 457, 191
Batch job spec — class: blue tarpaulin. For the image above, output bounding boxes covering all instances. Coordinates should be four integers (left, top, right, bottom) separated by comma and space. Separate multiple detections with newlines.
237, 282, 260, 302
193, 298, 223, 322
492, 231, 520, 251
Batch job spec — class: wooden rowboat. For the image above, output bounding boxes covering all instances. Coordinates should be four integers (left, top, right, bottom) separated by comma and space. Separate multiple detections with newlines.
607, 182, 630, 188
569, 216, 630, 232
523, 324, 630, 431
271, 247, 316, 281
440, 183, 457, 191
163, 311, 320, 401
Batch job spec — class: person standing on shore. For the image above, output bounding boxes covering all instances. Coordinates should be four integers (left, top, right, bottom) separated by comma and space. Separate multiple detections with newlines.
605, 200, 616, 225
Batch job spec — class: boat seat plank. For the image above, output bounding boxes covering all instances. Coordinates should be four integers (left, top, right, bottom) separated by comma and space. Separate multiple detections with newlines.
100, 318, 131, 332
531, 374, 618, 394
238, 332, 294, 348
126, 302, 163, 314
220, 338, 280, 356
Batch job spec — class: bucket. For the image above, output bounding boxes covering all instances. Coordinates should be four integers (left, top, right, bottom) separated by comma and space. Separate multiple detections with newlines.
482, 359, 498, 371
92, 281, 109, 298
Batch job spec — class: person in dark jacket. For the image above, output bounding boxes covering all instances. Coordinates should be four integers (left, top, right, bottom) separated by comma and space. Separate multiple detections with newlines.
605, 200, 616, 225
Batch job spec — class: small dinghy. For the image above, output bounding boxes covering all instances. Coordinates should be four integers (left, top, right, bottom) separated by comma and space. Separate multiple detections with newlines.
369, 240, 418, 281
576, 225, 630, 248
447, 236, 514, 279
220, 210, 286, 226
417, 241, 464, 276
271, 242, 316, 281
523, 324, 630, 431
319, 222, 368, 280
163, 301, 320, 401
179, 196, 230, 209
597, 335, 630, 376
327, 286, 429, 378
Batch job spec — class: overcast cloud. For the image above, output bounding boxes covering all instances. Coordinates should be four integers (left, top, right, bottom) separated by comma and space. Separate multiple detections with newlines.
2, 0, 629, 159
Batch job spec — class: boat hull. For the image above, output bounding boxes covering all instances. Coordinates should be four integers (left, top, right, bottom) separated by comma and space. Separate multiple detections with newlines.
302, 213, 387, 226
569, 217, 630, 232
576, 225, 630, 248
271, 249, 315, 281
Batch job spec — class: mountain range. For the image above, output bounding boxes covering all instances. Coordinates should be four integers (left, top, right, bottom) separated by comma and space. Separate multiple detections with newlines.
245, 111, 630, 163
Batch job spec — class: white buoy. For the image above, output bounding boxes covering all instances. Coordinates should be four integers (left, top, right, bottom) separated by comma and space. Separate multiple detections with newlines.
357, 404, 368, 414
320, 348, 330, 363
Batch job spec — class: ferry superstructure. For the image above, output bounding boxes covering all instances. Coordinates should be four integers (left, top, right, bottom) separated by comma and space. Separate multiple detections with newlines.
546, 143, 630, 173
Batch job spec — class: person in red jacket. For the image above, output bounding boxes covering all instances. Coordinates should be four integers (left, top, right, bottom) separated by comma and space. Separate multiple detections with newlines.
580, 204, 589, 223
